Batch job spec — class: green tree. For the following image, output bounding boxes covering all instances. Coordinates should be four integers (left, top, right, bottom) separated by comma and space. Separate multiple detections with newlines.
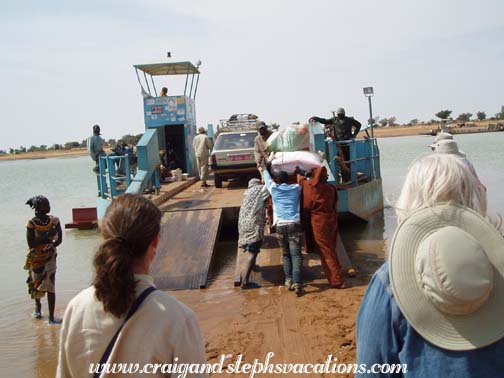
39, 145, 47, 151
379, 118, 388, 127
387, 117, 397, 126
9, 148, 14, 154
457, 113, 472, 122
436, 110, 452, 120
28, 145, 40, 152
118, 133, 143, 146
408, 119, 419, 126
0, 150, 6, 155
64, 141, 81, 150
476, 111, 486, 121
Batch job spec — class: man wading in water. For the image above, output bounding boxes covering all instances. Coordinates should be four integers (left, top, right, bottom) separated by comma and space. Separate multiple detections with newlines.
25, 196, 63, 324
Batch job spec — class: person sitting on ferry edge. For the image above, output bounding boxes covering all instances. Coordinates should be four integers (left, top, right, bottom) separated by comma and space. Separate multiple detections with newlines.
356, 153, 503, 378
57, 194, 208, 378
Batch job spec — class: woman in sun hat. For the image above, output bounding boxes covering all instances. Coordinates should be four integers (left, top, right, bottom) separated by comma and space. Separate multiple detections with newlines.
356, 153, 504, 377
433, 138, 487, 211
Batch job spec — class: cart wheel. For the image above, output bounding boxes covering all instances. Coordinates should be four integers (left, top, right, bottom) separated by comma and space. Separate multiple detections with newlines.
214, 175, 223, 188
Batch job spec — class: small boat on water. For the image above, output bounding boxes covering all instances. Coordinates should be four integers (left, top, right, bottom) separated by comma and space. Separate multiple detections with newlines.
64, 207, 98, 229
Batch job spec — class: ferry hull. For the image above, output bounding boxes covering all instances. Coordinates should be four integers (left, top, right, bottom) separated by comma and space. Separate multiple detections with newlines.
338, 178, 384, 221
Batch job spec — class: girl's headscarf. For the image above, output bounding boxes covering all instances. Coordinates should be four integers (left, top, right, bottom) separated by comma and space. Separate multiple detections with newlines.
26, 195, 50, 213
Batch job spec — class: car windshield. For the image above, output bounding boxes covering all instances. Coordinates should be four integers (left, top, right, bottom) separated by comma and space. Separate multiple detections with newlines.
215, 133, 257, 150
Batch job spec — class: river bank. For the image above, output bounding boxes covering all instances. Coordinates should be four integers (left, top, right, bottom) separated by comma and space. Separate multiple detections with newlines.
370, 120, 501, 138
1, 120, 501, 162
0, 148, 115, 161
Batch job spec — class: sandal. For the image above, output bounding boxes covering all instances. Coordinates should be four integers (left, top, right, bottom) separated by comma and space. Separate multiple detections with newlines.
346, 268, 357, 278
240, 282, 261, 290
331, 282, 350, 289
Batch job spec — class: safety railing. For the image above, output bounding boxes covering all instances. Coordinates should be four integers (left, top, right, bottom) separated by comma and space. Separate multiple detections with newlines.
326, 138, 381, 187
97, 155, 134, 199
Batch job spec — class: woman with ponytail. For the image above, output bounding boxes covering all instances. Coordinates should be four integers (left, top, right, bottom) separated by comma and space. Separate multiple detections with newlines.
57, 194, 208, 377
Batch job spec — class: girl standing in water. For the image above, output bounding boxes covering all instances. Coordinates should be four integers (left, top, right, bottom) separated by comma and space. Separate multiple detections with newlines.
25, 195, 62, 324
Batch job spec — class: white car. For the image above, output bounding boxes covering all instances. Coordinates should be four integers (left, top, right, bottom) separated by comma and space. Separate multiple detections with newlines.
210, 130, 259, 188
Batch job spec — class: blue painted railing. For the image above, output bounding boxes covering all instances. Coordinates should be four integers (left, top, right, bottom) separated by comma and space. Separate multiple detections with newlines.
126, 129, 160, 195
97, 129, 160, 199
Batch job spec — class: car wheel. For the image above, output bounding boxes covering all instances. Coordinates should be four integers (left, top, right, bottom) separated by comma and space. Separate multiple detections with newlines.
214, 175, 223, 188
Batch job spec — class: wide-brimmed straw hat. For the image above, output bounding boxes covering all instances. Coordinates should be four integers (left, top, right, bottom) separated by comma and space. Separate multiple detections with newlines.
389, 203, 504, 351
432, 139, 466, 157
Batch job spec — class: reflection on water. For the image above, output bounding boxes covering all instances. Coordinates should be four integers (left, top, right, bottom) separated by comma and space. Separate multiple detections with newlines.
0, 157, 100, 378
207, 241, 238, 289
1, 133, 504, 377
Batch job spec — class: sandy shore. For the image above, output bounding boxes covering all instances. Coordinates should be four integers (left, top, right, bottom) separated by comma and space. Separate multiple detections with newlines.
0, 148, 113, 161
2, 120, 500, 162
368, 120, 497, 138
0, 148, 89, 161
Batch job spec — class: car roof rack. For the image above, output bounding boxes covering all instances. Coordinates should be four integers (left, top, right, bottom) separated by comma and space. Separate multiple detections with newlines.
218, 114, 261, 132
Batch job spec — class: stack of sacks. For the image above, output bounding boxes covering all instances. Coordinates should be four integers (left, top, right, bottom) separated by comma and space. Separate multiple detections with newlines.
266, 123, 310, 152
270, 150, 322, 174
266, 123, 321, 174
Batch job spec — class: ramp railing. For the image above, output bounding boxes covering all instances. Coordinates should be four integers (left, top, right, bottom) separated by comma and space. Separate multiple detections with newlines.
97, 129, 160, 199
126, 129, 161, 195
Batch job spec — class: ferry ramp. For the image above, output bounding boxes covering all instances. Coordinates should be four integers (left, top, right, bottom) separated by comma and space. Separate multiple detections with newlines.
151, 181, 245, 289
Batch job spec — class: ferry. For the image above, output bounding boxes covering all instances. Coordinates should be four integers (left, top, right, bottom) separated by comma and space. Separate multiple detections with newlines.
87, 56, 384, 289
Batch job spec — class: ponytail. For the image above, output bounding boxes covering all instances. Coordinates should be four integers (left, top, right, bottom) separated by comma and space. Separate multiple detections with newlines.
92, 194, 161, 317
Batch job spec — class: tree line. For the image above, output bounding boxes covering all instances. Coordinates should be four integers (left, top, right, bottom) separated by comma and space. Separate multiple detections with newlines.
372, 105, 504, 128
1, 133, 144, 156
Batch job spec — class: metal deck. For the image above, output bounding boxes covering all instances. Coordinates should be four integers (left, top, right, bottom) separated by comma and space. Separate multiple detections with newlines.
151, 208, 223, 289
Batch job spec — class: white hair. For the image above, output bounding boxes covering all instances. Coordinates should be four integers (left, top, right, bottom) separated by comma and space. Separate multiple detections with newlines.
395, 154, 487, 223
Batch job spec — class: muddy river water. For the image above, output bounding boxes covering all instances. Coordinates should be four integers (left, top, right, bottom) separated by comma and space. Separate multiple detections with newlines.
1, 133, 503, 377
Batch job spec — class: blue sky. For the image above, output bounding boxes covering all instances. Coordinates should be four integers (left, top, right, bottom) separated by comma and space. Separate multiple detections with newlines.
1, 0, 503, 150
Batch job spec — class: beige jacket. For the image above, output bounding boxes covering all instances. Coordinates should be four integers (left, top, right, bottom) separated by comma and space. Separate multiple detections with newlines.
254, 134, 269, 167
192, 134, 212, 158
57, 275, 208, 378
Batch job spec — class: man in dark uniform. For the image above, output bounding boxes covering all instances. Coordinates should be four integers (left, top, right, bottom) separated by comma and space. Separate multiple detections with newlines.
310, 107, 361, 141
310, 108, 361, 181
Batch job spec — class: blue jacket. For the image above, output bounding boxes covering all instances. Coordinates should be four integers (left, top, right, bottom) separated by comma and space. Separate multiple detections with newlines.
356, 262, 504, 377
263, 170, 300, 225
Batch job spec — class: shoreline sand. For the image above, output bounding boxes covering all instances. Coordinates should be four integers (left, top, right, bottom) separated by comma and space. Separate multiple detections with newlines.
1, 121, 500, 162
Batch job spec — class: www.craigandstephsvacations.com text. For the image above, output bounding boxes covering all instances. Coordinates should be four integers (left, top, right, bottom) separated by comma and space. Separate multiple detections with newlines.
89, 353, 408, 376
